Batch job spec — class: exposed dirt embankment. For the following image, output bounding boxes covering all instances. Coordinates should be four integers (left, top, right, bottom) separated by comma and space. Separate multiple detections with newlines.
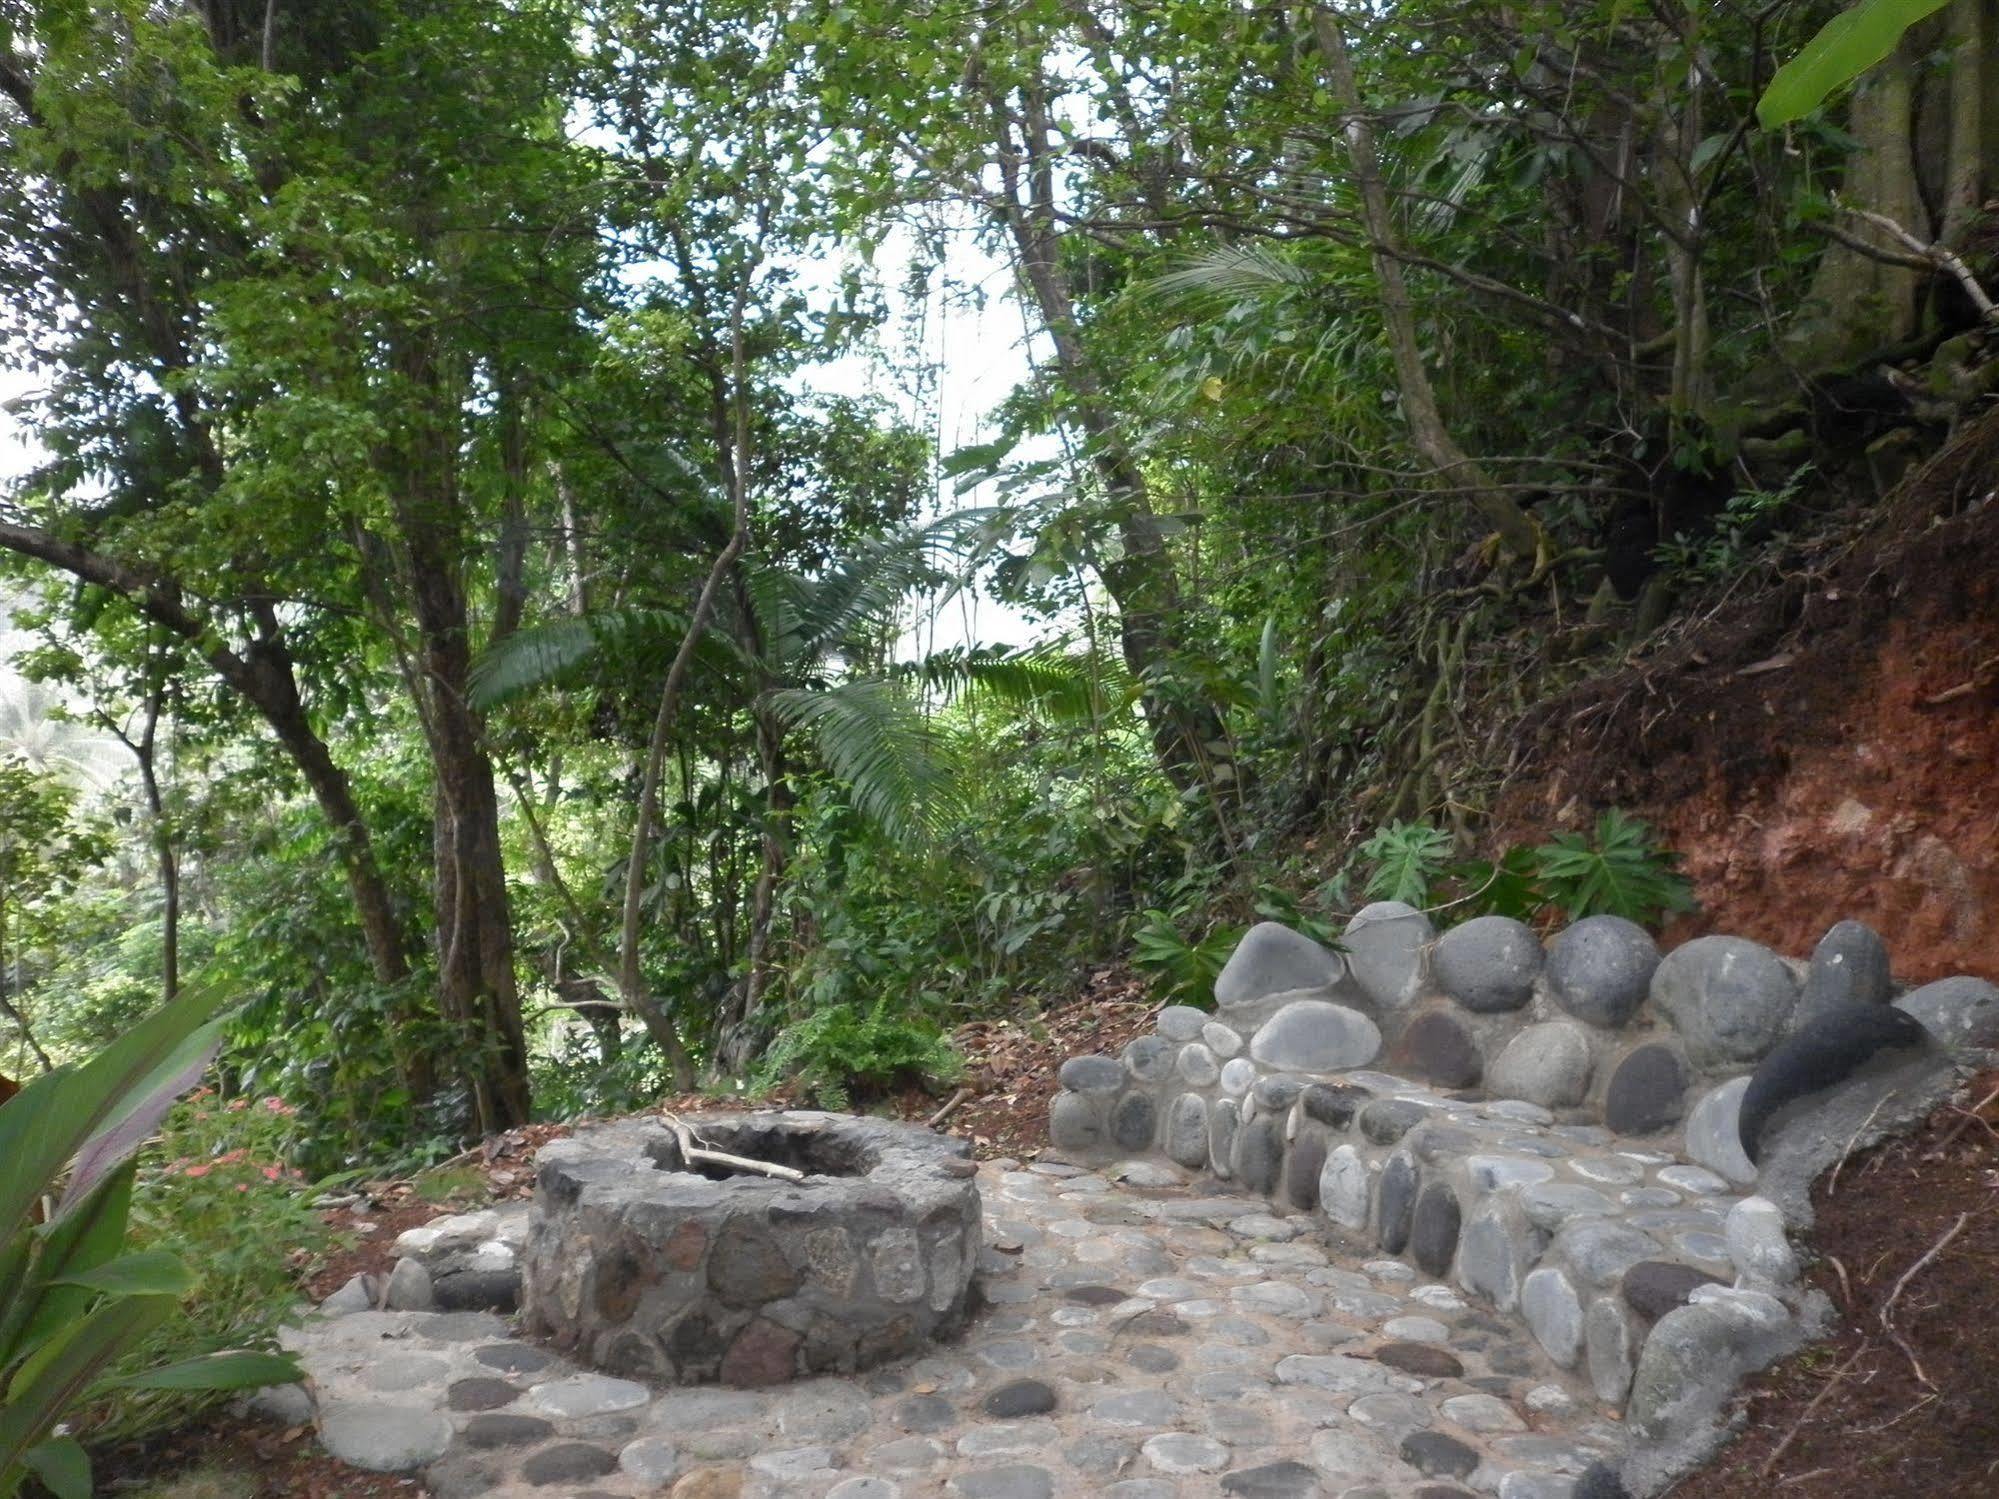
1500, 411, 1999, 983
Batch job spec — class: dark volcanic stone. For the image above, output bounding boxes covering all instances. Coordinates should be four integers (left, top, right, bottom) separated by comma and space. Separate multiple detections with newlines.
1603, 1043, 1689, 1136
1739, 1002, 1932, 1161
1400, 1430, 1479, 1480
446, 1377, 521, 1412
1110, 1090, 1159, 1151
718, 1316, 800, 1386
1621, 1260, 1724, 1321
458, 1413, 554, 1450
473, 1343, 552, 1374
1124, 1308, 1190, 1338
423, 1457, 499, 1499
1574, 1461, 1634, 1498
1065, 1284, 1129, 1306
1390, 1010, 1484, 1090
1360, 1098, 1430, 1145
1252, 1076, 1307, 1113
1801, 920, 1893, 1023
1376, 1342, 1464, 1378
520, 1443, 617, 1486
1410, 1183, 1463, 1278
984, 1378, 1059, 1418
1234, 1115, 1285, 1195
1221, 1460, 1321, 1498
1546, 915, 1660, 1029
707, 1222, 799, 1305
1376, 1154, 1417, 1255
1284, 1131, 1328, 1211
1300, 1082, 1370, 1129
433, 1269, 520, 1312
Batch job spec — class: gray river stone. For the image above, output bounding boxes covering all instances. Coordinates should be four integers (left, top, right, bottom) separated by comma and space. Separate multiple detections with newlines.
1433, 915, 1543, 1014
1651, 935, 1798, 1067
1521, 1265, 1583, 1367
1320, 1144, 1371, 1230
1343, 901, 1433, 1010
1159, 1005, 1207, 1041
1209, 1099, 1239, 1179
1219, 1057, 1255, 1096
1546, 916, 1660, 1030
1602, 1042, 1688, 1136
1214, 921, 1346, 1006
1683, 1076, 1757, 1184
1202, 1022, 1244, 1059
1177, 1043, 1221, 1087
1233, 1114, 1285, 1195
1801, 920, 1892, 1021
1389, 1008, 1485, 1089
1896, 974, 1999, 1049
1409, 1182, 1462, 1278
1059, 1056, 1126, 1094
1165, 1093, 1211, 1169
1376, 1153, 1418, 1254
1123, 1035, 1173, 1083
1457, 1193, 1544, 1312
318, 1403, 455, 1473
1249, 1000, 1382, 1073
1049, 1092, 1106, 1153
1110, 1091, 1159, 1152
1488, 1022, 1595, 1109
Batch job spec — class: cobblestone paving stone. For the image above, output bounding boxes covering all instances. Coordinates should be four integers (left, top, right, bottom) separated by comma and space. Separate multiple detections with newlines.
288, 1159, 1628, 1499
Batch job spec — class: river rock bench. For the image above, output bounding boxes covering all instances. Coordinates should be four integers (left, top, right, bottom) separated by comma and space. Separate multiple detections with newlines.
1047, 906, 1999, 1493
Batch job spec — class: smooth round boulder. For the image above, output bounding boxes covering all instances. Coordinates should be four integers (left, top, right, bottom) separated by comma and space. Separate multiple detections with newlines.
1214, 922, 1346, 1006
1376, 1153, 1418, 1254
1410, 1183, 1462, 1277
1202, 1021, 1243, 1059
1248, 1000, 1382, 1073
1650, 936, 1798, 1067
1049, 1092, 1107, 1153
1684, 1076, 1756, 1184
1800, 920, 1892, 1022
1432, 916, 1542, 1014
1320, 1144, 1371, 1229
1521, 1266, 1583, 1367
1602, 1043, 1688, 1136
1158, 1005, 1206, 1041
1058, 1057, 1125, 1095
1486, 1022, 1595, 1109
1122, 1036, 1172, 1083
1110, 1091, 1159, 1152
1209, 1099, 1240, 1179
1165, 1093, 1210, 1169
1896, 975, 1999, 1049
1176, 1043, 1221, 1087
1737, 1002, 1931, 1162
1342, 902, 1434, 1010
1547, 916, 1660, 1030
1621, 1260, 1723, 1321
1388, 1009, 1484, 1089
1219, 1058, 1255, 1097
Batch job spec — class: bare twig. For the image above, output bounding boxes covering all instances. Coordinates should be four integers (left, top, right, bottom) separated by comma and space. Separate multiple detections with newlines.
1826, 1092, 1895, 1196
660, 1111, 807, 1183
1761, 1343, 1866, 1475
1880, 1211, 1971, 1328
1920, 654, 1999, 708
1930, 1078, 1999, 1156
927, 1088, 974, 1130
1834, 200, 1999, 326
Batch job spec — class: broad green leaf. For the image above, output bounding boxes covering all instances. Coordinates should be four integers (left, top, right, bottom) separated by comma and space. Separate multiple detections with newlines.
21, 1436, 89, 1499
50, 1248, 194, 1298
1758, 0, 1953, 126
6, 1166, 136, 1363
0, 1296, 173, 1477
96, 1348, 301, 1393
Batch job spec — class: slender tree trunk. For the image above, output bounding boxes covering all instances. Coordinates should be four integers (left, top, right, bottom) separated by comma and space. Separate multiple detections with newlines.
1311, 6, 1540, 560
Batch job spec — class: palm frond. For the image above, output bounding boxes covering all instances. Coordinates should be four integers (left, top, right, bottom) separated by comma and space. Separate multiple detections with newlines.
766, 679, 953, 842
784, 509, 1012, 661
468, 608, 742, 710
912, 644, 1135, 722
1144, 245, 1314, 303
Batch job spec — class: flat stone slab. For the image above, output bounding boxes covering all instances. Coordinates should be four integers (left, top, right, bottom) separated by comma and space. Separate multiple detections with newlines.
287, 1158, 1630, 1499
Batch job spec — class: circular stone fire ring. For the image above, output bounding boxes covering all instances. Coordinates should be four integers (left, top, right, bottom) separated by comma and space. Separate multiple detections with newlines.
521, 1110, 982, 1386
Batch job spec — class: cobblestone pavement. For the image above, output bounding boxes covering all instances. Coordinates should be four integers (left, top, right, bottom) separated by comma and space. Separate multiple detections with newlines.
286, 1158, 1625, 1499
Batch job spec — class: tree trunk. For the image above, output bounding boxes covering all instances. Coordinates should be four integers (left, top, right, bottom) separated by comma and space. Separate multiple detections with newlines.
1311, 6, 1541, 560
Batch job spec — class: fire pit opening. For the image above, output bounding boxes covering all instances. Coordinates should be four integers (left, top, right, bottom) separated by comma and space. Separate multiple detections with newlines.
641, 1118, 871, 1181
522, 1111, 983, 1386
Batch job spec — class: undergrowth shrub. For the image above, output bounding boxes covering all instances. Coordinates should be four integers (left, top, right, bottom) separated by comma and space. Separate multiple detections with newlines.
751, 998, 963, 1110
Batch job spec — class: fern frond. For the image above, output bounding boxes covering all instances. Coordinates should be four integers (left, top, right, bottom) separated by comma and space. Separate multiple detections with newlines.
468, 608, 743, 709
767, 679, 953, 841
1145, 245, 1313, 303
912, 644, 1135, 722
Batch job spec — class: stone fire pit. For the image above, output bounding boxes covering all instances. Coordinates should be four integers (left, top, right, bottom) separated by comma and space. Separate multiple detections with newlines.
520, 1110, 981, 1387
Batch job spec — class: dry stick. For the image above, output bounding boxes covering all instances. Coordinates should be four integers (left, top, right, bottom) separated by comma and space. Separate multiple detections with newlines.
659, 1112, 806, 1183
1760, 1343, 1867, 1476
1825, 1092, 1895, 1197
1876, 1210, 1972, 1389
927, 1088, 974, 1130
1929, 1079, 1999, 1157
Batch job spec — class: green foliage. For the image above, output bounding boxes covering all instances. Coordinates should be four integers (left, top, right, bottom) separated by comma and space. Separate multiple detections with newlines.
752, 998, 963, 1110
1655, 468, 1814, 585
1357, 822, 1456, 907
1129, 909, 1242, 1007
1529, 812, 1698, 926
1759, 0, 1955, 126
1354, 812, 1696, 930
0, 987, 297, 1499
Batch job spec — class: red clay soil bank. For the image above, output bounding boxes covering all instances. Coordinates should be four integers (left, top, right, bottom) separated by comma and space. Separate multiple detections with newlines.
1501, 433, 1999, 985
